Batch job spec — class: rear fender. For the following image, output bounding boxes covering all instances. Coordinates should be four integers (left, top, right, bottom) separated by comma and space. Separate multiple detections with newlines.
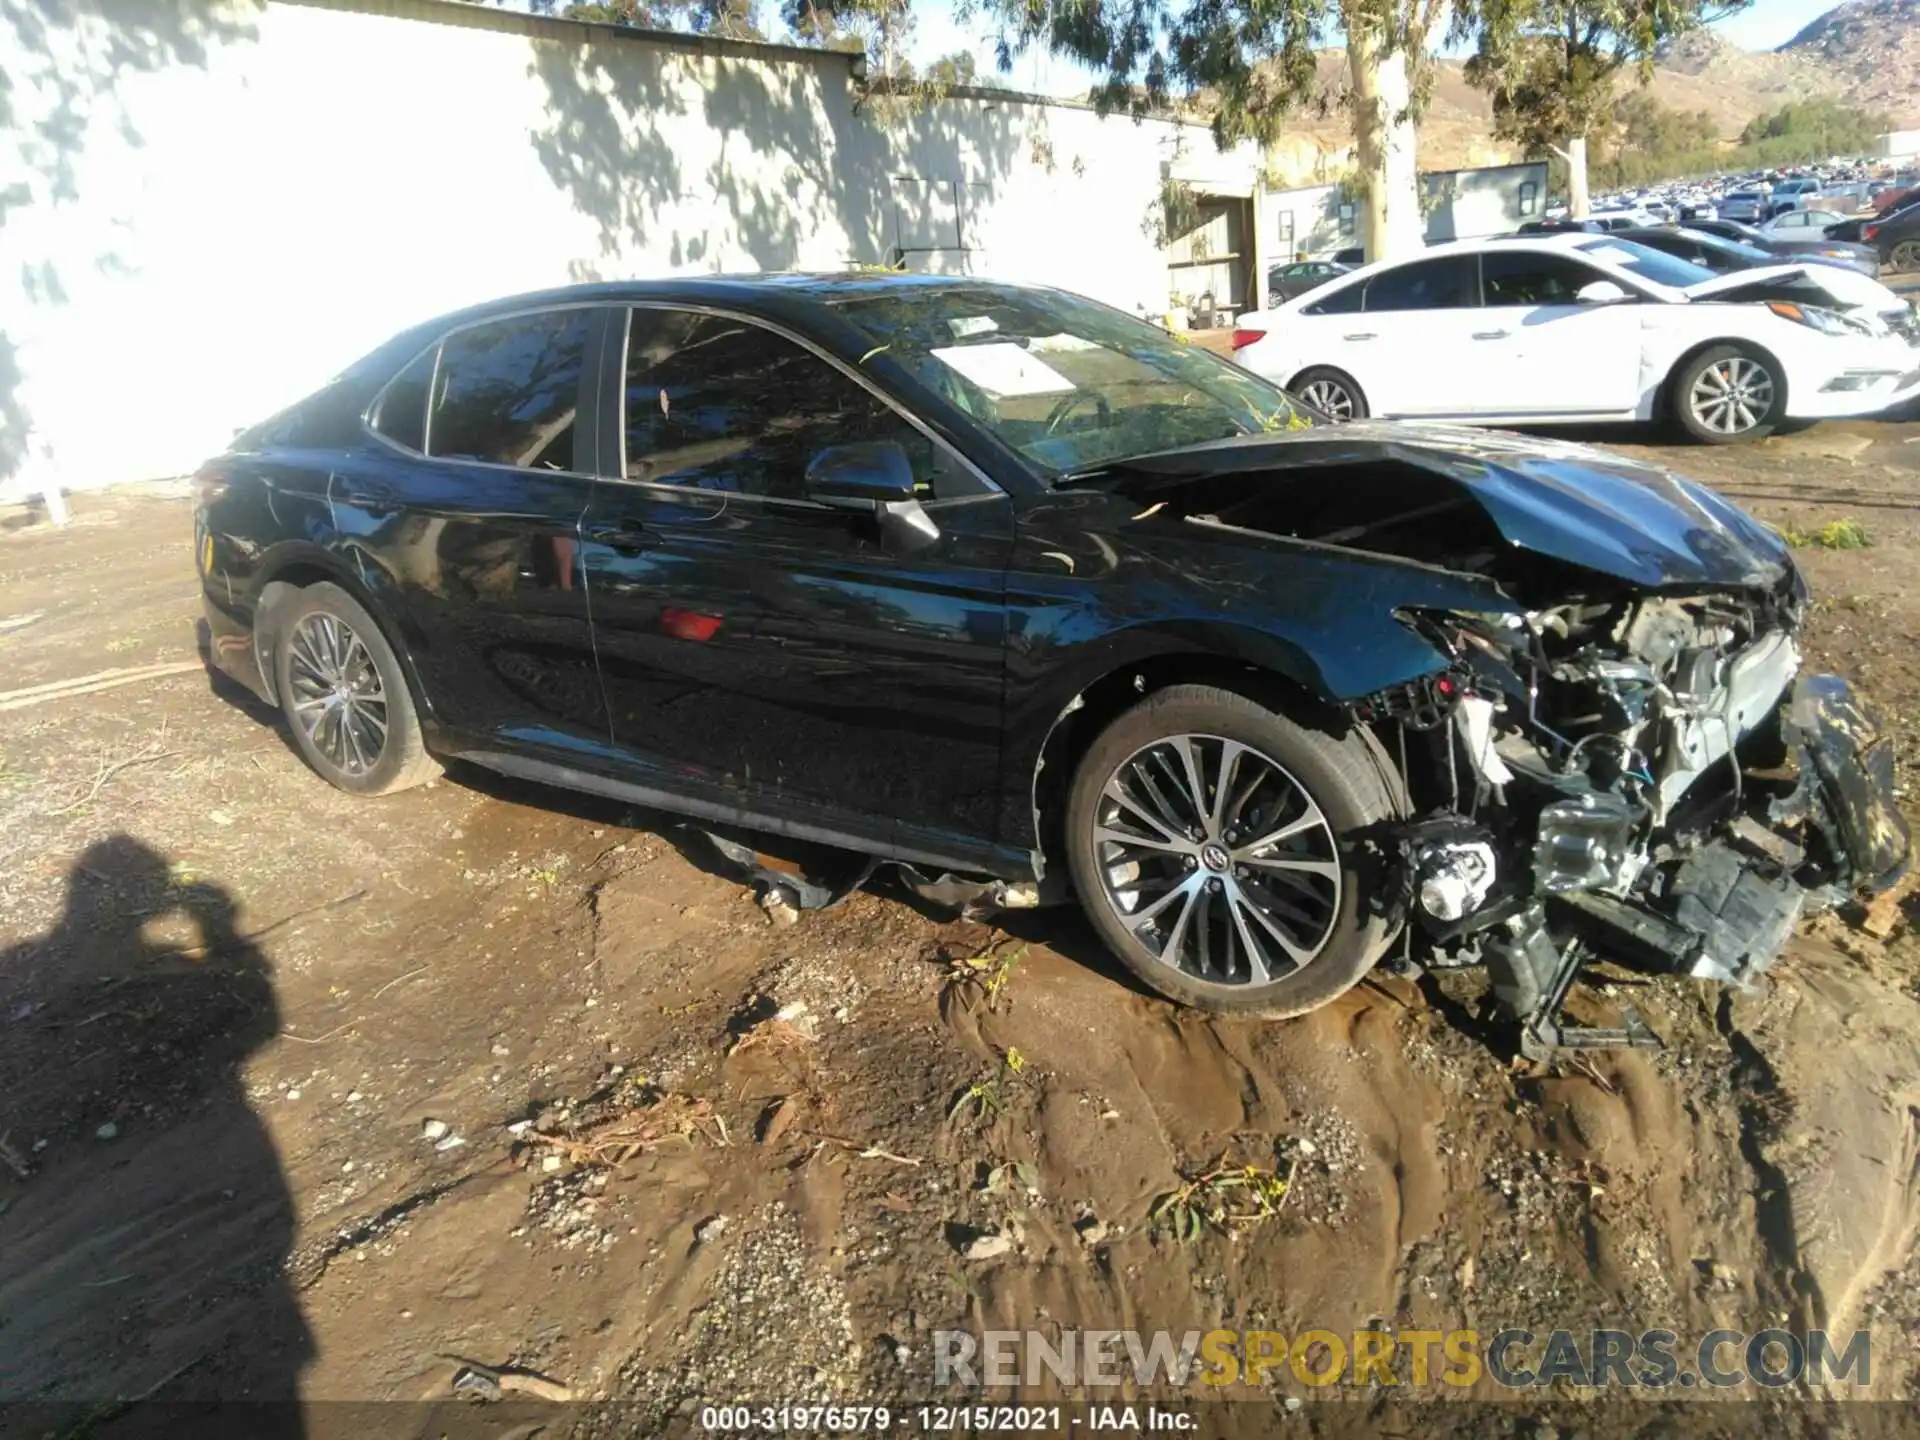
250, 541, 434, 719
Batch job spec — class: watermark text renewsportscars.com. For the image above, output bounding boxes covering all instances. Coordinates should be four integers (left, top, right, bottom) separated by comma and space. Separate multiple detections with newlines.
934, 1328, 1873, 1391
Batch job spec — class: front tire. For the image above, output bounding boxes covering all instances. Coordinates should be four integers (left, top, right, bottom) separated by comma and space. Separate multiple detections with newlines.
1064, 685, 1403, 1018
1291, 367, 1369, 423
273, 583, 439, 796
1669, 344, 1783, 444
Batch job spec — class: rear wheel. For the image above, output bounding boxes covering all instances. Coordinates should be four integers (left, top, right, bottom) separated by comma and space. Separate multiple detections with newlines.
273, 583, 439, 796
1669, 345, 1783, 444
1291, 367, 1368, 423
1890, 239, 1920, 274
1064, 685, 1403, 1018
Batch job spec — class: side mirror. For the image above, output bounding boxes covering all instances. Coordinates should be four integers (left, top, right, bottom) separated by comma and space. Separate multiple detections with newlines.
805, 440, 916, 507
1576, 280, 1630, 305
804, 440, 939, 552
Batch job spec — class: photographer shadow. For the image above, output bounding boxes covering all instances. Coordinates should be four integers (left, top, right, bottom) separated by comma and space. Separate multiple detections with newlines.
0, 835, 309, 1435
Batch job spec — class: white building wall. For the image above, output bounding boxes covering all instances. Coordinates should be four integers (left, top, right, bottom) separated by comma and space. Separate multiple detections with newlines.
1423, 162, 1549, 243
0, 0, 1182, 500
1264, 184, 1363, 260
1876, 131, 1920, 162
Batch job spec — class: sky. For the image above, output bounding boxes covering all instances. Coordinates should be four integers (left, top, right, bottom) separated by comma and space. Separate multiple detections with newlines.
899, 0, 1848, 98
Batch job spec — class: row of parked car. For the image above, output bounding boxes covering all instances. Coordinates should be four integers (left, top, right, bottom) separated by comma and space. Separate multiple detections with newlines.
1240, 221, 1920, 443
1588, 164, 1916, 230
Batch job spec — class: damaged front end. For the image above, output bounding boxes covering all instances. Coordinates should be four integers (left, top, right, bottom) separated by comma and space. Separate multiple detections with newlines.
1381, 587, 1909, 1056
1067, 428, 1911, 1051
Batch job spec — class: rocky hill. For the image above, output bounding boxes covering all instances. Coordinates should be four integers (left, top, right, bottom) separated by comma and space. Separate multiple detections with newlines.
1778, 0, 1920, 126
1259, 3, 1915, 183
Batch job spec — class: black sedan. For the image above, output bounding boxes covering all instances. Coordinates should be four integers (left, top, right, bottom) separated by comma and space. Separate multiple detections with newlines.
1681, 216, 1881, 276
1827, 197, 1920, 274
197, 276, 1907, 1041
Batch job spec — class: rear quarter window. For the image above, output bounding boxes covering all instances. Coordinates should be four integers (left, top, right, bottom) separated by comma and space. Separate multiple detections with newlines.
368, 347, 436, 454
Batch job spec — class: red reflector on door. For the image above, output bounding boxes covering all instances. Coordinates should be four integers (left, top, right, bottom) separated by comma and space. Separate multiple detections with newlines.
661, 607, 721, 642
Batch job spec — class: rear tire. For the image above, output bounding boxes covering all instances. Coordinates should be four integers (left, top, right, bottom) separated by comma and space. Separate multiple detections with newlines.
1064, 685, 1404, 1018
1291, 367, 1369, 423
1668, 344, 1783, 445
273, 583, 440, 796
1890, 240, 1920, 274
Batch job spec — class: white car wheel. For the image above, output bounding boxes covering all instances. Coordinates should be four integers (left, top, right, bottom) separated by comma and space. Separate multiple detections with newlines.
1672, 347, 1782, 445
1292, 368, 1368, 423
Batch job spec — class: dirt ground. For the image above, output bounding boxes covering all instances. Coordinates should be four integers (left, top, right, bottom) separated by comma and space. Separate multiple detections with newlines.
4, 405, 1920, 1434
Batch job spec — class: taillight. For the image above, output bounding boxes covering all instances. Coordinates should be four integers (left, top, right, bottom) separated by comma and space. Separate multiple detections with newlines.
1863, 223, 1880, 242
1231, 327, 1266, 350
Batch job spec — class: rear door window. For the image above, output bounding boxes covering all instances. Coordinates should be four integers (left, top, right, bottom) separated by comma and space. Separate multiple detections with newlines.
1361, 256, 1479, 312
425, 309, 594, 472
1302, 280, 1364, 315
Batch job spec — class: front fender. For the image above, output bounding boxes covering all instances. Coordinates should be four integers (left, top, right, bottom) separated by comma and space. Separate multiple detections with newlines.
996, 544, 1513, 856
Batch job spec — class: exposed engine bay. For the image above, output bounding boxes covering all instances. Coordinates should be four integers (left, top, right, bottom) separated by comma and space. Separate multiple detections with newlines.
1378, 585, 1908, 1054
1096, 437, 1913, 1053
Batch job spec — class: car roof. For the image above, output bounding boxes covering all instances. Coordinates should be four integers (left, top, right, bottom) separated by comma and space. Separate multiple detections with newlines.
1422, 232, 1604, 256
400, 272, 1064, 337
338, 272, 1080, 388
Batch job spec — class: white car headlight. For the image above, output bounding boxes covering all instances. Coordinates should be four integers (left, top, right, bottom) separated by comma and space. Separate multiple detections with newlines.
1765, 301, 1868, 337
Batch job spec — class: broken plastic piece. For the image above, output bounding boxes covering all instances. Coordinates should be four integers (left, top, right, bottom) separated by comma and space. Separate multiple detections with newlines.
698, 830, 877, 912
1455, 695, 1514, 787
1486, 905, 1663, 1059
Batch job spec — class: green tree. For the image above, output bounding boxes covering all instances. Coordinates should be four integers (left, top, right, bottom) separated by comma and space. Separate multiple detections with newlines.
533, 0, 768, 40
1458, 0, 1748, 217
973, 0, 1452, 261
1739, 99, 1889, 155
923, 49, 979, 86
784, 0, 915, 77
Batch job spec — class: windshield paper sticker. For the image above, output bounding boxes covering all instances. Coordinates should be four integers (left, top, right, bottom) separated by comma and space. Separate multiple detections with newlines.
930, 342, 1076, 398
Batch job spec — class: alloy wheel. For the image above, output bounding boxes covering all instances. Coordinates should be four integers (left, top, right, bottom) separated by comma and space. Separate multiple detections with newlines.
1298, 378, 1356, 422
1891, 240, 1920, 274
1688, 356, 1774, 436
286, 613, 389, 775
1090, 734, 1342, 986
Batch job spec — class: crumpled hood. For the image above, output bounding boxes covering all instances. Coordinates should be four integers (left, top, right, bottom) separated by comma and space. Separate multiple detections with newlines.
1681, 261, 1813, 299
1098, 422, 1794, 589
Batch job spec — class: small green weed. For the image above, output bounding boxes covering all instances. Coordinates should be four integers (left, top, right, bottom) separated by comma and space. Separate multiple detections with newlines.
1778, 518, 1870, 550
1150, 1158, 1294, 1244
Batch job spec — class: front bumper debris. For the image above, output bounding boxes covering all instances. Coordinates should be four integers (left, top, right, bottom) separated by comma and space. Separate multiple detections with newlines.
1491, 673, 1909, 1054
1775, 672, 1909, 893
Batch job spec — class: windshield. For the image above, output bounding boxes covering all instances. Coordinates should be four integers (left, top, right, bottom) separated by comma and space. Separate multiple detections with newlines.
1576, 237, 1716, 289
825, 282, 1310, 478
1678, 229, 1775, 266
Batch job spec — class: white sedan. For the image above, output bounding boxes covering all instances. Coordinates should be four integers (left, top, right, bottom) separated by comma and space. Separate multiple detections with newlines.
1231, 234, 1920, 443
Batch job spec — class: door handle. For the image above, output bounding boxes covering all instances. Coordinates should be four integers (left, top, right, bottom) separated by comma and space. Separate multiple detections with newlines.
1342, 332, 1377, 342
584, 519, 649, 552
1472, 329, 1511, 340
